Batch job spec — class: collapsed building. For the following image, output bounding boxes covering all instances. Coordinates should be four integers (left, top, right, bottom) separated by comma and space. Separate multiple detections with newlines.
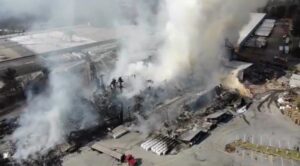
0, 53, 254, 164
0, 25, 120, 111
123, 83, 251, 156
0, 10, 291, 166
0, 18, 282, 165
0, 0, 299, 165
0, 25, 127, 165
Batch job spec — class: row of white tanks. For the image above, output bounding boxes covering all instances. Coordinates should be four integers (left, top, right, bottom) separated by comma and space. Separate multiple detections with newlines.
140, 135, 177, 156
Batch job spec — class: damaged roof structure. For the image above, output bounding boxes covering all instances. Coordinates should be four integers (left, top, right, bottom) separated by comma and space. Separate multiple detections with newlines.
238, 13, 266, 47
2, 1, 300, 166
178, 128, 208, 144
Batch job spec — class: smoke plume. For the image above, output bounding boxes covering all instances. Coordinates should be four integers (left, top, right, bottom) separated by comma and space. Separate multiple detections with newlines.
5, 0, 123, 160
110, 0, 268, 135
222, 69, 252, 97
112, 0, 268, 98
12, 63, 99, 160
6, 0, 269, 159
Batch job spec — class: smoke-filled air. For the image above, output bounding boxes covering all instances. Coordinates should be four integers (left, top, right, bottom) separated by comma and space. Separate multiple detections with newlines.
0, 0, 268, 160
112, 0, 268, 98
12, 64, 99, 160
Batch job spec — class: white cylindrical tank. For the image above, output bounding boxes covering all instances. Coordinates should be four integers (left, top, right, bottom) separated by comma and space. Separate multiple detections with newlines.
157, 140, 176, 155
145, 137, 164, 151
151, 137, 168, 152
141, 137, 157, 149
155, 139, 173, 153
144, 139, 159, 151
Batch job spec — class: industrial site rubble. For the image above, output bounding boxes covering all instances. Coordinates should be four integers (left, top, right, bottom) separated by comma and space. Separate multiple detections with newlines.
1, 0, 300, 166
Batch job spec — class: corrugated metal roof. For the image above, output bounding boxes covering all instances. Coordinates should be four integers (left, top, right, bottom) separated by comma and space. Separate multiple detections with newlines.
238, 13, 266, 46
255, 29, 272, 37
255, 19, 276, 37
223, 60, 253, 71
178, 128, 204, 142
111, 125, 129, 139
91, 143, 124, 160
261, 22, 275, 28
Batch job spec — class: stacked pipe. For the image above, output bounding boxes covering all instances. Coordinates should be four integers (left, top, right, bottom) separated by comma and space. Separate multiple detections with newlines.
144, 136, 165, 151
140, 136, 158, 150
140, 135, 178, 155
156, 140, 177, 156
150, 136, 169, 152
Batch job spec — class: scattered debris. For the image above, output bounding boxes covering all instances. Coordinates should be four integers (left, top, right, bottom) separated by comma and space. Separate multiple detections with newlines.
178, 128, 209, 146
205, 111, 233, 124
237, 105, 248, 114
243, 64, 286, 85
275, 89, 300, 125
225, 144, 236, 153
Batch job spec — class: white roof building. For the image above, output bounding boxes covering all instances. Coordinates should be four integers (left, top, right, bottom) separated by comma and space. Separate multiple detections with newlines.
238, 13, 267, 47
255, 19, 276, 37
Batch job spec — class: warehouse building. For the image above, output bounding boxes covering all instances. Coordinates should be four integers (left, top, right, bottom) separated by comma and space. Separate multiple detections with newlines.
237, 13, 277, 50
238, 13, 267, 48
0, 25, 124, 76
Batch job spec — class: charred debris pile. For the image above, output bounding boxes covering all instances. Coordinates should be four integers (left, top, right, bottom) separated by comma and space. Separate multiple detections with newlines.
134, 85, 252, 154
0, 74, 124, 165
1, 150, 62, 166
0, 88, 125, 165
0, 55, 254, 163
275, 88, 300, 125
0, 78, 253, 164
242, 63, 286, 85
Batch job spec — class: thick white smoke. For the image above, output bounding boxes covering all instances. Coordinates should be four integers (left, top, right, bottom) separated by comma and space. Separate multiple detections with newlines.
2, 0, 122, 160
112, 0, 268, 98
5, 0, 269, 159
1, 0, 123, 160
12, 64, 99, 160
